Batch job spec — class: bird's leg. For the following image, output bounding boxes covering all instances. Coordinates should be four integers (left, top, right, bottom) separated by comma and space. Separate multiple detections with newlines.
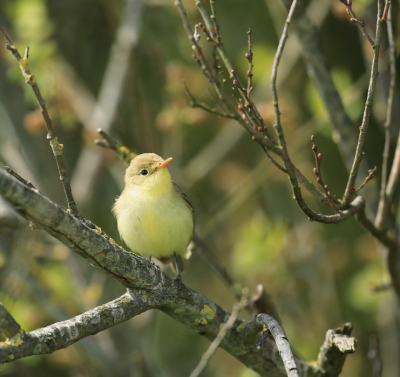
148, 256, 152, 263
173, 253, 183, 290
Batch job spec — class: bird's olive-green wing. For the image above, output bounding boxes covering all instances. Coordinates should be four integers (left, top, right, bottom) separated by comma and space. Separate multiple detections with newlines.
172, 181, 194, 214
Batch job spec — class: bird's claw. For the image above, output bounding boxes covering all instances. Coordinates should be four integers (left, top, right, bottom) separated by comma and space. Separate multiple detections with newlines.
174, 273, 183, 291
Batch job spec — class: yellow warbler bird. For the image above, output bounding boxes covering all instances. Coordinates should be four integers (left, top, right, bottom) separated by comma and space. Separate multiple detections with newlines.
113, 153, 194, 287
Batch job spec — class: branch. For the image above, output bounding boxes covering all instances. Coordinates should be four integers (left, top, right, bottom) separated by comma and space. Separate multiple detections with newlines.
256, 314, 299, 377
339, 0, 374, 46
269, 0, 369, 223
0, 169, 311, 375
95, 128, 137, 166
0, 292, 154, 363
183, 81, 237, 119
280, 0, 358, 173
314, 323, 357, 376
376, 4, 397, 230
0, 26, 81, 219
342, 1, 386, 207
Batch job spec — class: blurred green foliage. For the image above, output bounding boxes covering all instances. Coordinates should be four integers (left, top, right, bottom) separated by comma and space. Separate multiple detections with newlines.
0, 0, 399, 376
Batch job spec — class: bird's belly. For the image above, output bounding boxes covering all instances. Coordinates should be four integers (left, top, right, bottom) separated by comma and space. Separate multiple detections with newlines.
117, 196, 193, 258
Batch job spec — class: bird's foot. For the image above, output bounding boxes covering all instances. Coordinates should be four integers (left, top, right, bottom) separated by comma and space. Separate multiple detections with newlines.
174, 273, 183, 291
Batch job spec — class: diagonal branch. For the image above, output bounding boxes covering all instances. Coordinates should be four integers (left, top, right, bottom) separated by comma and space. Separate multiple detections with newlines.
0, 169, 356, 376
0, 26, 81, 219
342, 1, 386, 207
0, 169, 293, 374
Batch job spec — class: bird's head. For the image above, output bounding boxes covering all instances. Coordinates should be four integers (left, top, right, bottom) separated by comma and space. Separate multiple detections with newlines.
124, 153, 173, 192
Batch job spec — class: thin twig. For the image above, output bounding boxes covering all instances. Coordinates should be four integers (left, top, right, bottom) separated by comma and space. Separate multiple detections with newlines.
189, 290, 249, 377
310, 136, 338, 212
262, 146, 287, 173
353, 167, 376, 193
0, 26, 81, 219
375, 5, 397, 229
246, 29, 253, 101
269, 0, 339, 222
339, 0, 374, 46
95, 129, 137, 166
342, 1, 385, 207
183, 82, 237, 119
3, 166, 35, 189
381, 0, 391, 21
175, 0, 279, 155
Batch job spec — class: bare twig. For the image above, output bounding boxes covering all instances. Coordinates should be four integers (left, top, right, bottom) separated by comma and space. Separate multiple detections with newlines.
310, 136, 339, 212
256, 314, 299, 377
342, 1, 385, 207
95, 128, 137, 166
262, 146, 287, 173
375, 5, 397, 229
0, 26, 81, 219
3, 166, 35, 189
339, 0, 374, 46
189, 290, 249, 377
279, 0, 358, 172
175, 0, 280, 155
246, 29, 254, 101
353, 167, 376, 193
269, 0, 344, 222
381, 0, 391, 21
183, 81, 237, 119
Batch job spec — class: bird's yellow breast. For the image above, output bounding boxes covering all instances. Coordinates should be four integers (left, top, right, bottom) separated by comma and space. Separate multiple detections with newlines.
113, 169, 193, 258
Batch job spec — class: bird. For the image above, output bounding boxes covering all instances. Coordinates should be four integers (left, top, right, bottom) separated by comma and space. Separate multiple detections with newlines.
113, 153, 194, 288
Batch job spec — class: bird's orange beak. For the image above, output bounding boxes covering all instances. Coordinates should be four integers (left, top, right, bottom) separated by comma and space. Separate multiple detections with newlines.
155, 157, 173, 171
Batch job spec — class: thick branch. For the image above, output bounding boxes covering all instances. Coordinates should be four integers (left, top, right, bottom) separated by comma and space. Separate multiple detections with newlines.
0, 169, 308, 375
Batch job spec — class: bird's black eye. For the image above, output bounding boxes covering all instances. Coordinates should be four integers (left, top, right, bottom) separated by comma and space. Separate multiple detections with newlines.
140, 169, 148, 176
